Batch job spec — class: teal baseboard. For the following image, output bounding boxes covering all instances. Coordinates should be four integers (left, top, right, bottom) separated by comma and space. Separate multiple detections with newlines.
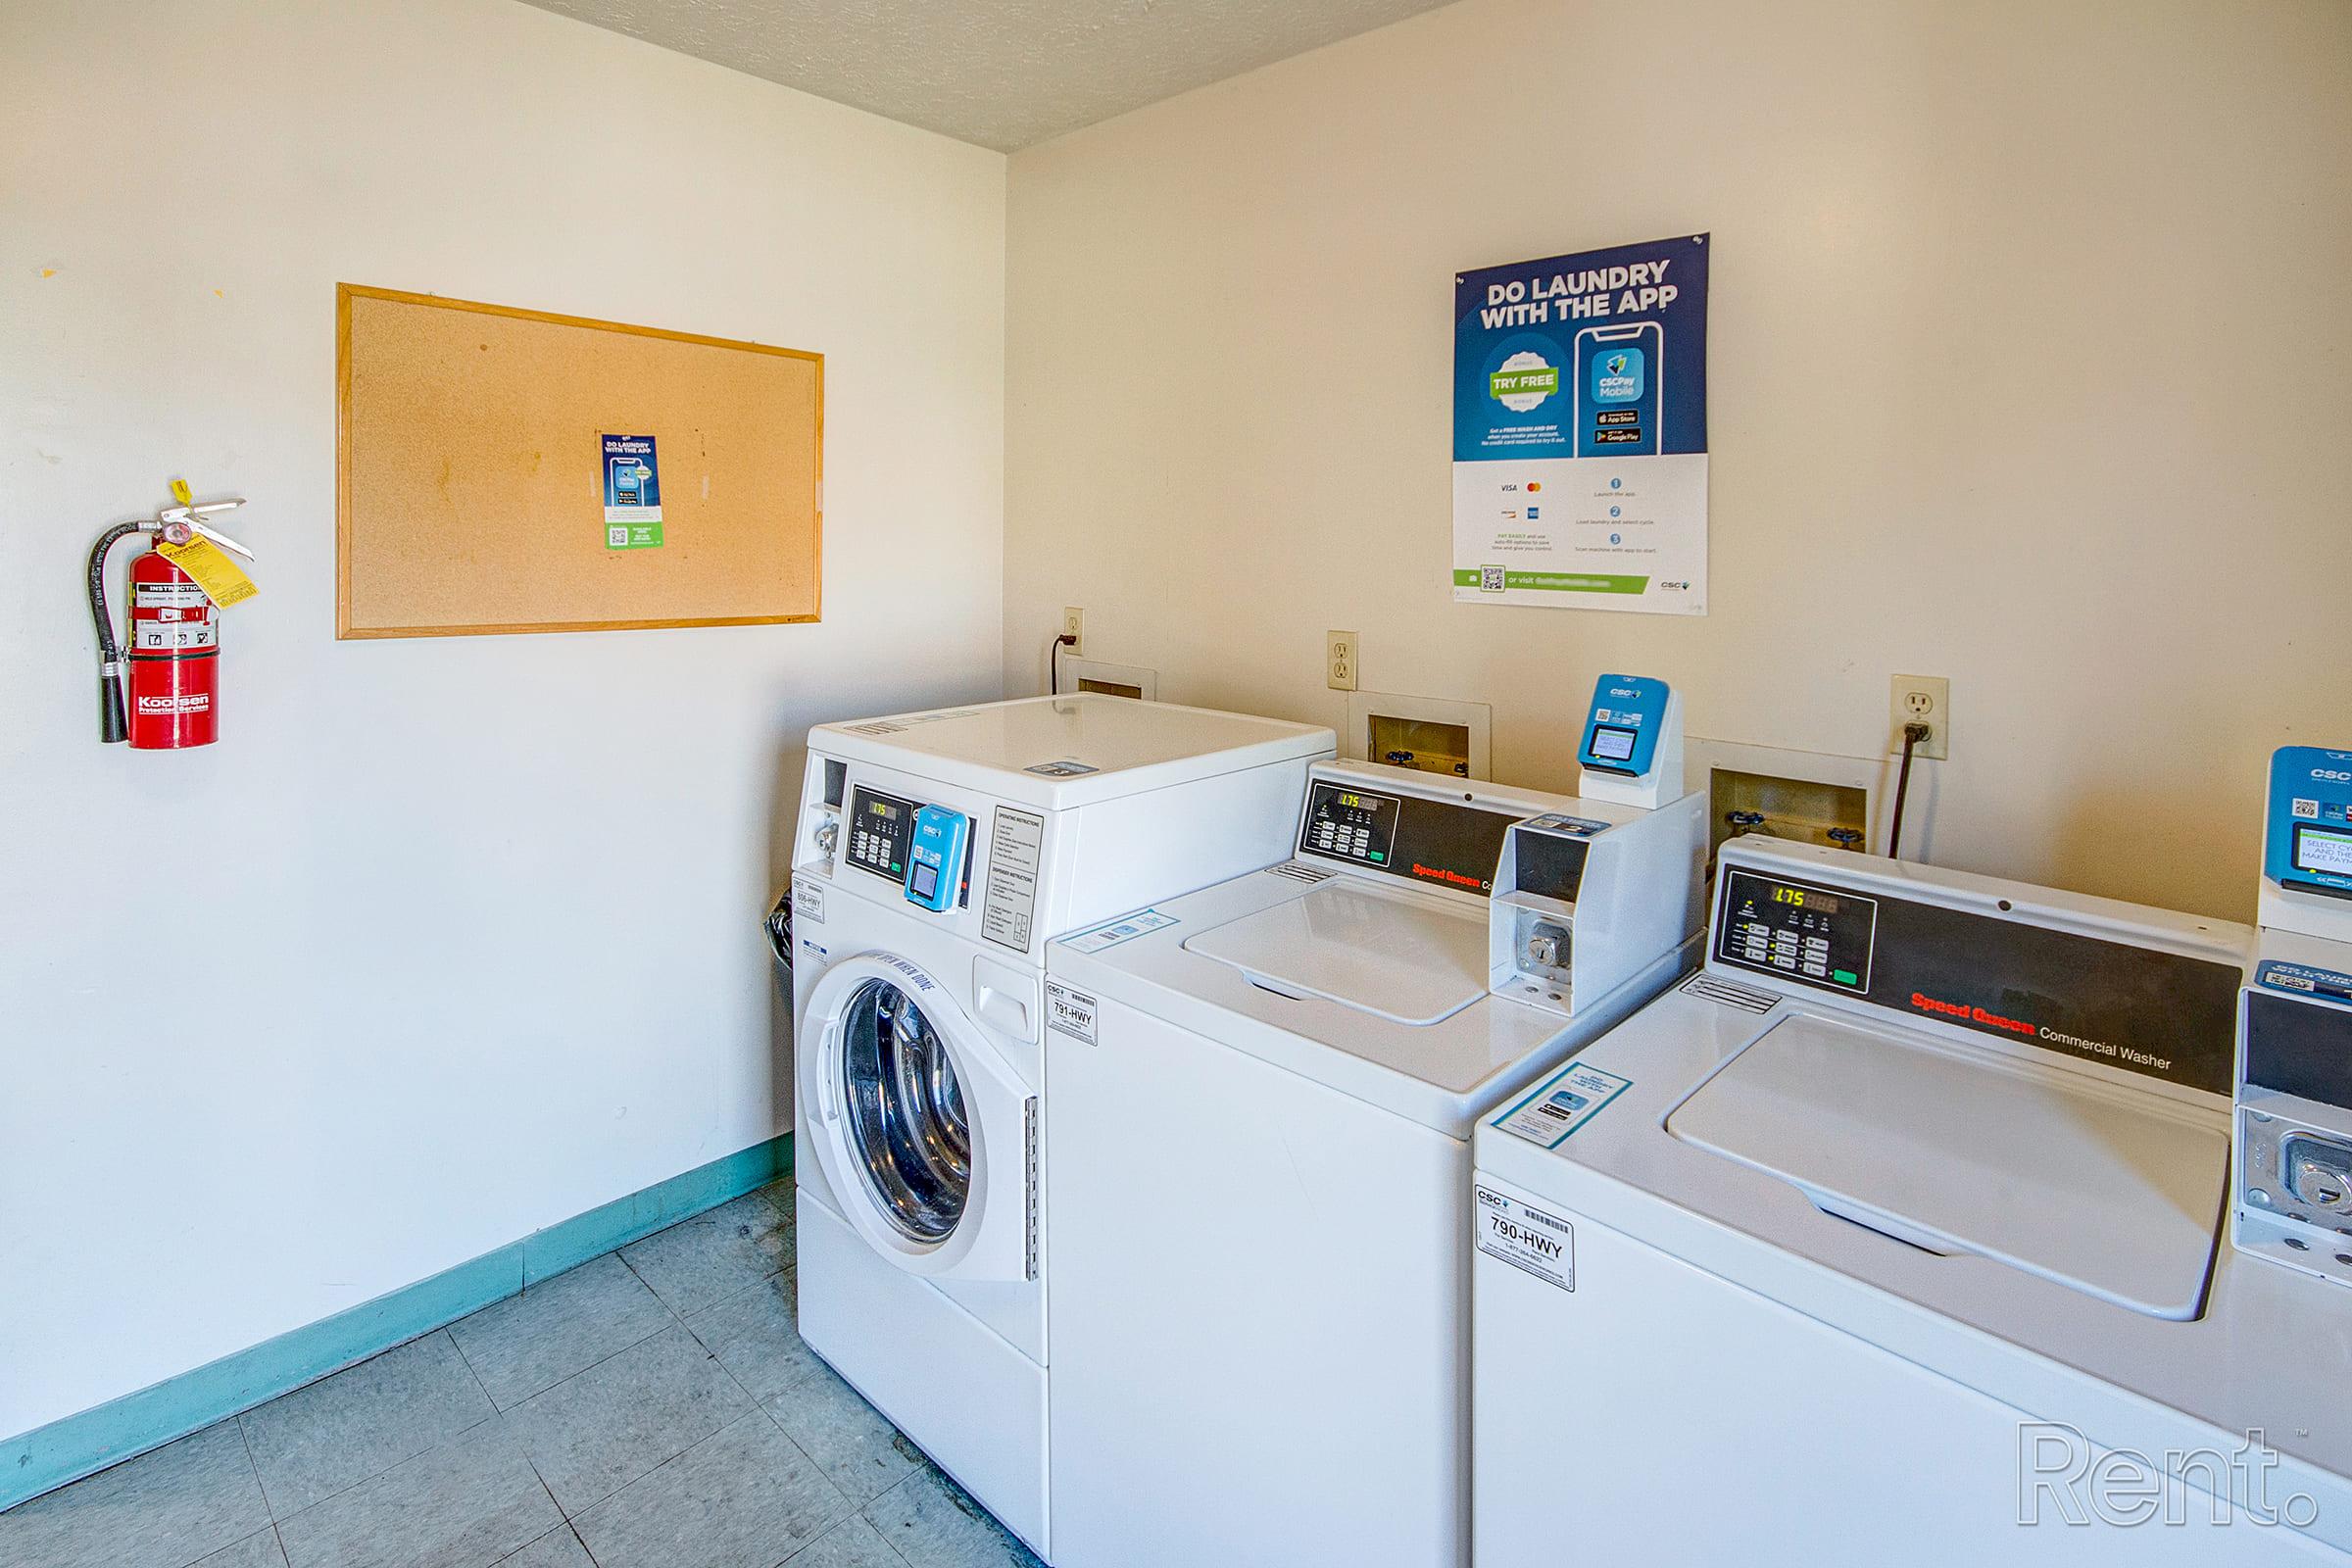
1, 1132, 791, 1514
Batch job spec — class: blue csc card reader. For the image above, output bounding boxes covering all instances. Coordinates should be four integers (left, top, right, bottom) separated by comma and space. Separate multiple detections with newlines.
1578, 674, 1670, 778
1575, 673, 1685, 810
906, 805, 969, 912
2264, 747, 2352, 907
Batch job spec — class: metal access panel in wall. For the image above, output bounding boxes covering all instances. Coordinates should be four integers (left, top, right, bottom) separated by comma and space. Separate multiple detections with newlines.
1345, 691, 1493, 780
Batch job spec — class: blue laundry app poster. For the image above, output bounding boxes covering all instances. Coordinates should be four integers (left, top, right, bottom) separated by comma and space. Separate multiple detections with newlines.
601, 432, 663, 550
1452, 235, 1709, 614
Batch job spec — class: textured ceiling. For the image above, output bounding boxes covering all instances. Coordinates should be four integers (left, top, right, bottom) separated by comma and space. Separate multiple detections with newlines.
519, 0, 1453, 151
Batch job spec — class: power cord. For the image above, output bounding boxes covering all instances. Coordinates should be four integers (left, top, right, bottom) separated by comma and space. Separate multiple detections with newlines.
1887, 722, 1932, 858
1048, 632, 1078, 695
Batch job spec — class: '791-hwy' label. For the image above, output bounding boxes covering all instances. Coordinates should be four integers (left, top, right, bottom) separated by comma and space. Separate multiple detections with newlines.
1475, 1185, 1575, 1291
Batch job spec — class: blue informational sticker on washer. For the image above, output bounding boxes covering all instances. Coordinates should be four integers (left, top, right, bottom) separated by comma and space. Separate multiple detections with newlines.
1493, 1061, 1634, 1150
1063, 907, 1179, 954
1578, 672, 1669, 777
1525, 811, 1614, 838
2255, 959, 2352, 1004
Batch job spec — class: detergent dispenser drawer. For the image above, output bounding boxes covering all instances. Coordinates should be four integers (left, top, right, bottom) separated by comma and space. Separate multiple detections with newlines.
1665, 1010, 2230, 1320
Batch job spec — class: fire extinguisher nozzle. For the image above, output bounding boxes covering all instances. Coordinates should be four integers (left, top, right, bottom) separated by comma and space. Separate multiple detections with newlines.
99, 666, 127, 744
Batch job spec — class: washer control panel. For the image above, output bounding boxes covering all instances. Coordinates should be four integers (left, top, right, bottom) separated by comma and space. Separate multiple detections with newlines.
846, 787, 917, 884
1300, 783, 1398, 869
1714, 869, 1875, 992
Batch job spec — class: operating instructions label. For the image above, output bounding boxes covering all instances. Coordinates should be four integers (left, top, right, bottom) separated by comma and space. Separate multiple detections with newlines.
982, 808, 1046, 952
1475, 1185, 1575, 1292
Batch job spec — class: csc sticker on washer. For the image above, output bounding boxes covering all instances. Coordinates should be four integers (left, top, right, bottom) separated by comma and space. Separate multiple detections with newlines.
1045, 981, 1097, 1045
1475, 1186, 1574, 1292
1493, 1061, 1632, 1150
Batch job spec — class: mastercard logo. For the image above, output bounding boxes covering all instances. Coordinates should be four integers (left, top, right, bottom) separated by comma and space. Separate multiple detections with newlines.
1527, 481, 1543, 492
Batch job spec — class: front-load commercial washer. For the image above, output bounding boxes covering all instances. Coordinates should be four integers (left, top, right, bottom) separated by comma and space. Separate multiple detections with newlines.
789, 694, 1333, 1558
1041, 716, 1707, 1567
1472, 837, 2352, 1564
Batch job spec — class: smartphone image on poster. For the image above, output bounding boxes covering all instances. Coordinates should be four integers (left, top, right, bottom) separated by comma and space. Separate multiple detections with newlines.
1575, 322, 1663, 457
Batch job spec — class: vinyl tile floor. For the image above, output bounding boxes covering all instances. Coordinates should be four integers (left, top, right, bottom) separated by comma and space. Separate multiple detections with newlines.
1, 1177, 1044, 1568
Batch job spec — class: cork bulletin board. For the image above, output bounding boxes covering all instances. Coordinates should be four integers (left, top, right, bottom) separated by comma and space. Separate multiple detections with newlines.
336, 284, 822, 638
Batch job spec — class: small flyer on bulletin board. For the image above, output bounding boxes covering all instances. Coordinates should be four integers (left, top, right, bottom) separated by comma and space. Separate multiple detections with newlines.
1452, 234, 1708, 614
601, 433, 663, 550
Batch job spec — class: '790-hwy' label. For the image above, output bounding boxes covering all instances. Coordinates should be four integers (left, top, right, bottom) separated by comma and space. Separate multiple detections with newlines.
1475, 1185, 1575, 1291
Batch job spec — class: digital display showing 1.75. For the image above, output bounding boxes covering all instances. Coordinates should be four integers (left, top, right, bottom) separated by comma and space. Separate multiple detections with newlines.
1769, 885, 1842, 915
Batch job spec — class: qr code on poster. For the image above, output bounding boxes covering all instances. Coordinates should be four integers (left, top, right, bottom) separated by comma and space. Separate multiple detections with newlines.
1480, 564, 1505, 593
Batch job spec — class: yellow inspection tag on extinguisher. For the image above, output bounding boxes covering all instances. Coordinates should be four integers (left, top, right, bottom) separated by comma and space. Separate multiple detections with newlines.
159, 536, 260, 609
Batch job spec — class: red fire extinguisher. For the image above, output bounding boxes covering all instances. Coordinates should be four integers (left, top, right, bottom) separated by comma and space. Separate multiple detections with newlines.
87, 494, 256, 749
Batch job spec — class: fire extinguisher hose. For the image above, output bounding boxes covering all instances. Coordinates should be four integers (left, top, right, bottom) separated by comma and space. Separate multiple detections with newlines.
87, 521, 141, 744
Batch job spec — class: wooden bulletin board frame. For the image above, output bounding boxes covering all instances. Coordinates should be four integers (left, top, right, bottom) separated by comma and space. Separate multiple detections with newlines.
335, 284, 823, 639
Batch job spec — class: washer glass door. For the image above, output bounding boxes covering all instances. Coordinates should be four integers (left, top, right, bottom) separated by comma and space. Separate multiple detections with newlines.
839, 977, 971, 1245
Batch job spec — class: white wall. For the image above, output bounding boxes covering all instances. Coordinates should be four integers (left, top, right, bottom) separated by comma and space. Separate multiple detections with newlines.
0, 0, 1004, 1439
1004, 0, 2352, 921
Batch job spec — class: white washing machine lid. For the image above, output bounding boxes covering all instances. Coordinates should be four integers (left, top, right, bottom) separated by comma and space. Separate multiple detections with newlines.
1664, 1008, 2228, 1320
1473, 976, 2352, 1524
809, 694, 1333, 810
1051, 869, 1606, 1135
1181, 877, 1490, 1027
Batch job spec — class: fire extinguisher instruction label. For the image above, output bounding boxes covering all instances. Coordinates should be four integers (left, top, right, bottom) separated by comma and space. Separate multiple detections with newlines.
602, 433, 664, 549
157, 537, 258, 609
134, 616, 217, 651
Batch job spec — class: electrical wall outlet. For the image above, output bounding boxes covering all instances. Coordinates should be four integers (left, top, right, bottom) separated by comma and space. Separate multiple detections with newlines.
1327, 631, 1358, 692
1889, 674, 1950, 760
1060, 607, 1084, 655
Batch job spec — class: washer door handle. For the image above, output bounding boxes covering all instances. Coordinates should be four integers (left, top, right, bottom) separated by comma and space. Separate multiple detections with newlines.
818, 1028, 844, 1123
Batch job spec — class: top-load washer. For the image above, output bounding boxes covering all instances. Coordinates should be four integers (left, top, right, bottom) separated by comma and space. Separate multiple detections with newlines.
1472, 835, 2352, 1564
788, 694, 1333, 1559
1040, 675, 1708, 1568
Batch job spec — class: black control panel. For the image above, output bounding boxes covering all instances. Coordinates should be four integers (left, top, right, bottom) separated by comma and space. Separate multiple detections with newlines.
1298, 781, 1520, 896
1711, 862, 2242, 1094
1716, 870, 1876, 992
1300, 784, 1399, 869
846, 787, 917, 884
